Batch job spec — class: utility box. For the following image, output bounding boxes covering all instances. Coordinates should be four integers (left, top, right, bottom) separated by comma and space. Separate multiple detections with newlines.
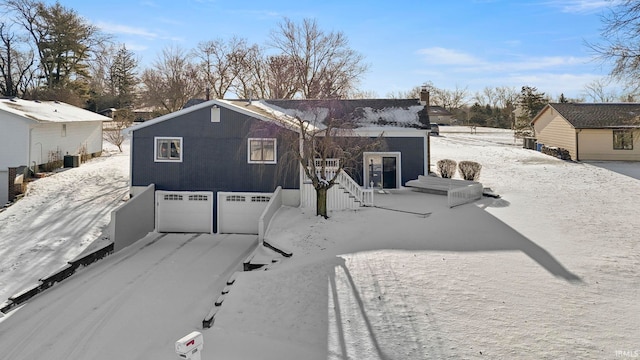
523, 137, 537, 150
175, 331, 203, 360
63, 155, 80, 168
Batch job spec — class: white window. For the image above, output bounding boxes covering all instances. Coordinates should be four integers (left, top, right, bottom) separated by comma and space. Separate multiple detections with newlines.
61, 124, 67, 137
248, 138, 276, 164
155, 137, 183, 162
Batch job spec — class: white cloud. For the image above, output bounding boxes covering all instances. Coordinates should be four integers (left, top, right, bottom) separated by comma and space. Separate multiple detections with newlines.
542, 0, 616, 14
413, 46, 614, 98
418, 47, 591, 73
96, 22, 159, 39
416, 47, 480, 65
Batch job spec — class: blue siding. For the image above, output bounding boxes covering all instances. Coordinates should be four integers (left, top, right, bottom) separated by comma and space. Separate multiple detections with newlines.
132, 106, 299, 191
131, 105, 300, 232
345, 136, 425, 186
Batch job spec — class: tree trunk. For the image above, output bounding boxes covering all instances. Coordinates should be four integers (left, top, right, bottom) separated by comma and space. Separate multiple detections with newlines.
316, 186, 328, 219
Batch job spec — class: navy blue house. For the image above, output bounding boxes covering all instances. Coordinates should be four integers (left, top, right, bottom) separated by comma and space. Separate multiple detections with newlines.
127, 97, 432, 233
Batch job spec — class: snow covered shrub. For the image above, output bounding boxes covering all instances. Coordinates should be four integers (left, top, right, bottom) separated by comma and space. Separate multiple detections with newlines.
437, 159, 457, 178
458, 161, 482, 181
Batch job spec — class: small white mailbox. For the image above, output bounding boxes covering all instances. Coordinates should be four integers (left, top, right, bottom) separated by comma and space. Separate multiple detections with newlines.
175, 331, 203, 360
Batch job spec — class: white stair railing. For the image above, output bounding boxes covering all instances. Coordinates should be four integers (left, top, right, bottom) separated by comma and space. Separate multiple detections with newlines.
335, 170, 374, 206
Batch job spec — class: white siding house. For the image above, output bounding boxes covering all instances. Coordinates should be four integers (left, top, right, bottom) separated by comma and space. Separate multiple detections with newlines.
0, 98, 111, 205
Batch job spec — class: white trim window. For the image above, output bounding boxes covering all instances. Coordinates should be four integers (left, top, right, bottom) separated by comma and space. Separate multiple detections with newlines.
155, 137, 183, 162
248, 138, 276, 164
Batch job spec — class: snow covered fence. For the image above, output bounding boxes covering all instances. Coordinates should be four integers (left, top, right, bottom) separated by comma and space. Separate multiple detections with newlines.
1, 242, 114, 314
258, 186, 282, 243
110, 184, 155, 252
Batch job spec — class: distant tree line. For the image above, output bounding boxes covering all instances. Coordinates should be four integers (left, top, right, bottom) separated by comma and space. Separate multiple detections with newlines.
0, 0, 368, 116
1, 0, 639, 128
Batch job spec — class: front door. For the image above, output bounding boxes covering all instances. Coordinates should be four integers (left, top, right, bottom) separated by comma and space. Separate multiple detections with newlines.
382, 157, 397, 188
365, 153, 400, 189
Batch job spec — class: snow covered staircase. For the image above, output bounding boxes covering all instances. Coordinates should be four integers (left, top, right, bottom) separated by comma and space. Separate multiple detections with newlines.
301, 170, 373, 211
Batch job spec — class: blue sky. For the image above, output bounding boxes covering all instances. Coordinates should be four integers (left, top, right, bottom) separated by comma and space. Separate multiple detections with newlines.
51, 0, 620, 100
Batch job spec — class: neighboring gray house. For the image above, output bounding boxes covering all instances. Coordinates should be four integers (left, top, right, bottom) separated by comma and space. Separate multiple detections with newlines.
127, 97, 432, 234
1, 98, 111, 206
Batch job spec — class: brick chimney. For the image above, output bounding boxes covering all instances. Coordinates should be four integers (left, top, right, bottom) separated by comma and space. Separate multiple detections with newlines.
420, 86, 430, 106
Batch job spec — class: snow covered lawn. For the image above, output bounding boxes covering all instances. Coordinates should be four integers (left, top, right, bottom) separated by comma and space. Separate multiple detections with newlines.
0, 127, 638, 359
0, 144, 129, 301
210, 127, 640, 359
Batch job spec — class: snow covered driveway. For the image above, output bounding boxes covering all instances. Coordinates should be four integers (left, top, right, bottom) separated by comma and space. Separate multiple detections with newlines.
0, 232, 257, 360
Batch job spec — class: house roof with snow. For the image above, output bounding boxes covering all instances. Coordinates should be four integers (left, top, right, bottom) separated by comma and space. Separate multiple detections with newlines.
0, 98, 111, 123
533, 103, 640, 129
127, 98, 319, 134
257, 99, 430, 129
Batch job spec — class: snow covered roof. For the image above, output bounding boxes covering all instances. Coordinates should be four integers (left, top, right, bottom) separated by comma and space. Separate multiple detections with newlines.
0, 98, 111, 123
262, 99, 431, 129
127, 99, 319, 134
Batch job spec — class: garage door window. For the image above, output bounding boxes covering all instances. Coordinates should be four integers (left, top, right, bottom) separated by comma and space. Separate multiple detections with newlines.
248, 138, 276, 164
155, 137, 183, 162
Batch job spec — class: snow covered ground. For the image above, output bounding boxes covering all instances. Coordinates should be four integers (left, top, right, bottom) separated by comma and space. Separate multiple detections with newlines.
209, 127, 640, 359
0, 127, 638, 359
0, 142, 129, 302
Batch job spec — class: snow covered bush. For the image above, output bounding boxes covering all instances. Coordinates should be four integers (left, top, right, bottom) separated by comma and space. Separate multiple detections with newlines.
437, 159, 457, 178
458, 161, 482, 181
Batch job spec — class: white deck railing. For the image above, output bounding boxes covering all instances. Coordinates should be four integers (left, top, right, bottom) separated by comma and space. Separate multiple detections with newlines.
447, 183, 483, 208
301, 159, 373, 210
312, 158, 339, 181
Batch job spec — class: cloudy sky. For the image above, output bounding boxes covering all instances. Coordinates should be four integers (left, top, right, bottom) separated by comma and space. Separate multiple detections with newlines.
50, 0, 621, 99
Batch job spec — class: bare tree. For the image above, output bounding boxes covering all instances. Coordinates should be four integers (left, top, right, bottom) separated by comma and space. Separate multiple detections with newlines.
582, 78, 618, 102
274, 102, 383, 218
194, 37, 251, 99
103, 108, 133, 152
0, 22, 35, 97
269, 18, 368, 99
230, 44, 299, 100
140, 46, 202, 114
386, 86, 420, 99
589, 0, 640, 93
258, 54, 299, 99
431, 84, 468, 110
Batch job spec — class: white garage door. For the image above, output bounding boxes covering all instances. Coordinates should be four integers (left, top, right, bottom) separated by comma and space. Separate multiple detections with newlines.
0, 171, 8, 206
156, 191, 213, 233
217, 192, 272, 234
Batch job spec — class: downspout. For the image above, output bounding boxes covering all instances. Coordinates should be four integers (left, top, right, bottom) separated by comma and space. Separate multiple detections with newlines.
129, 130, 134, 196
426, 131, 431, 174
575, 129, 581, 161
28, 128, 32, 172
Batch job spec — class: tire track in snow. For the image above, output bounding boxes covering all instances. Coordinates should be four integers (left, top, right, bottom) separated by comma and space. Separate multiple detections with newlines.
60, 233, 205, 359
2, 233, 204, 359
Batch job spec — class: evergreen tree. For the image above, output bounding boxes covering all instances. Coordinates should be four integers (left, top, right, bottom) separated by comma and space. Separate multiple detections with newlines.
110, 45, 138, 108
515, 86, 548, 137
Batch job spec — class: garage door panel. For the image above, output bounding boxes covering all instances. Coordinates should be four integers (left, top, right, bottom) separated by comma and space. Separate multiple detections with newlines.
156, 191, 213, 233
218, 192, 272, 234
